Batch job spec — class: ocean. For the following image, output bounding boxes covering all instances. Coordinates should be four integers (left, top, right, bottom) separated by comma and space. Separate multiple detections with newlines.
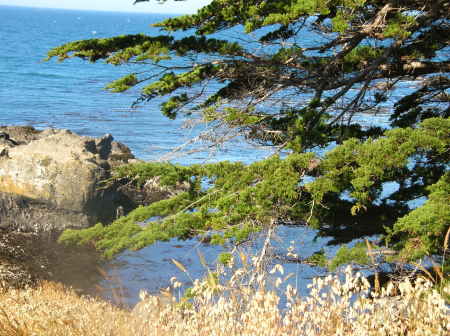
0, 5, 272, 163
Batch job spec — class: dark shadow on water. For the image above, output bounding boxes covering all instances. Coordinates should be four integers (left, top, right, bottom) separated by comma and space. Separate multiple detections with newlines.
0, 230, 112, 300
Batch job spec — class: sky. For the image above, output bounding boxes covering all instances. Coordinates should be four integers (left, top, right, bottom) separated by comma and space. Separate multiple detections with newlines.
0, 0, 212, 14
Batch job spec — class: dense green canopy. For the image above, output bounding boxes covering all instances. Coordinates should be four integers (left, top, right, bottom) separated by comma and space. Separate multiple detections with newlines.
51, 1, 449, 268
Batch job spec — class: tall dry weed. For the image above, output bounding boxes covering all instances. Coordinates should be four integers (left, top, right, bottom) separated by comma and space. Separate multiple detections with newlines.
0, 263, 448, 336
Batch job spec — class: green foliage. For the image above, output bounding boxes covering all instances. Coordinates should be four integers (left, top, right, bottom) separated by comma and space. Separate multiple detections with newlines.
387, 172, 450, 260
343, 46, 384, 68
306, 249, 328, 267
106, 74, 138, 93
309, 118, 450, 210
52, 1, 450, 269
332, 9, 352, 33
329, 243, 370, 271
383, 13, 415, 39
218, 252, 233, 265
61, 153, 319, 257
112, 161, 196, 188
59, 118, 449, 263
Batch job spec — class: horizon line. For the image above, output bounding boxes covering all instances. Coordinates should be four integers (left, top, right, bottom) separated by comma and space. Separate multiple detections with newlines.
0, 4, 193, 15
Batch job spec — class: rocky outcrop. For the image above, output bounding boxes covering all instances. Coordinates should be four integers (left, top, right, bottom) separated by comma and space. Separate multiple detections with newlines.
0, 126, 137, 232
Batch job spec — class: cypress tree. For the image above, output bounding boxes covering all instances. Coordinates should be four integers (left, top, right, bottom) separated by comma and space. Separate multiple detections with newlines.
50, 1, 449, 271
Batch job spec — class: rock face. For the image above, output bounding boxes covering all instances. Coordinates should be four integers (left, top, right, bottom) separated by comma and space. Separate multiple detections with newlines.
0, 126, 136, 232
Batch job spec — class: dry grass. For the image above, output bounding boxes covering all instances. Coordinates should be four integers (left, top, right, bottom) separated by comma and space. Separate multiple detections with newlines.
0, 264, 448, 336
0, 281, 132, 336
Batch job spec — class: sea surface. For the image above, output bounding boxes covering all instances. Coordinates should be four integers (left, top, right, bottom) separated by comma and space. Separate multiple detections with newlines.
0, 5, 392, 306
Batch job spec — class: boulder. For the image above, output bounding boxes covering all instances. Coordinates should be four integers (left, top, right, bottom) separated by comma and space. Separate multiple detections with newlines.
0, 126, 136, 232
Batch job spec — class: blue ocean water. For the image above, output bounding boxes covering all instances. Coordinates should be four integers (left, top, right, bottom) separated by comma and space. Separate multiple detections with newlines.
0, 5, 270, 163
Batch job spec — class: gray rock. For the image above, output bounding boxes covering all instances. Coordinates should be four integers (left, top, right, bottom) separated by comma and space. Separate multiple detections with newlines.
0, 126, 135, 232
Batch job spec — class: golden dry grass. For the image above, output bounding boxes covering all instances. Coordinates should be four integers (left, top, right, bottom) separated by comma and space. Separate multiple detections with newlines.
0, 266, 448, 336
0, 281, 132, 336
